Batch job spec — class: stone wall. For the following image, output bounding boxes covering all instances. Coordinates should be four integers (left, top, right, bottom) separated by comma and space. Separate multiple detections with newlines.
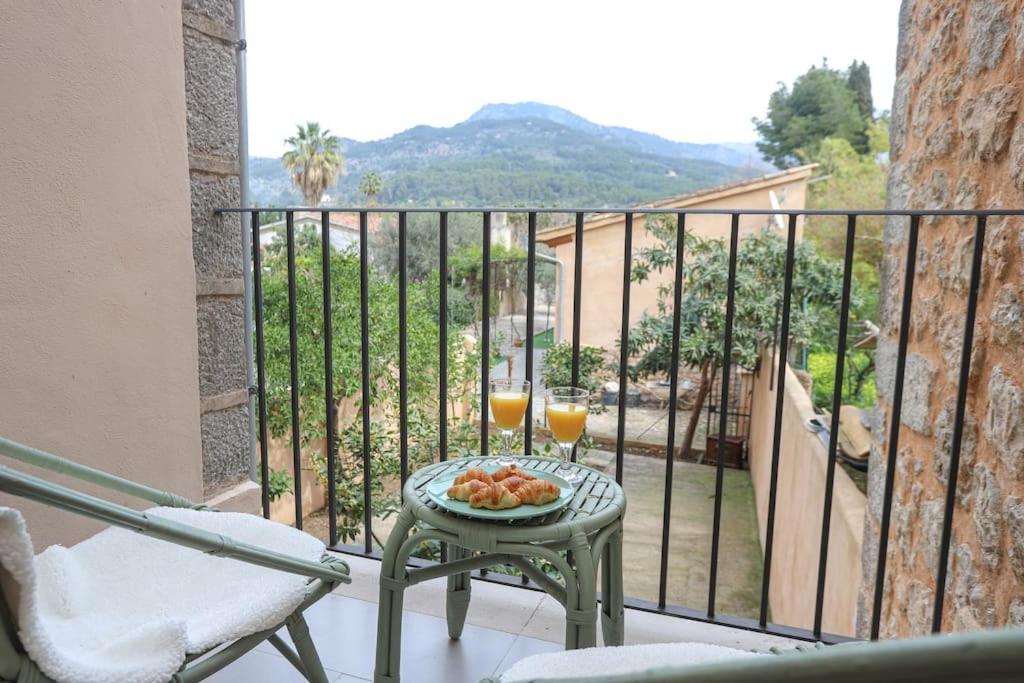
858, 0, 1024, 637
181, 0, 252, 500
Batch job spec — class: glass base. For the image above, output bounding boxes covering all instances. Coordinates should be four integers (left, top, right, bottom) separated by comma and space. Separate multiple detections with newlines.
495, 455, 517, 467
557, 464, 582, 486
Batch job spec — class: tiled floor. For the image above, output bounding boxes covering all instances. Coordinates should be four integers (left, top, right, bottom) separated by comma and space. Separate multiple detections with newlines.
207, 554, 800, 682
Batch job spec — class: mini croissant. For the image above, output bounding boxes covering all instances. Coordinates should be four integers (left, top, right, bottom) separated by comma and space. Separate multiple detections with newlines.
491, 464, 535, 482
513, 479, 561, 505
446, 478, 488, 501
468, 482, 522, 510
498, 475, 529, 493
453, 467, 494, 486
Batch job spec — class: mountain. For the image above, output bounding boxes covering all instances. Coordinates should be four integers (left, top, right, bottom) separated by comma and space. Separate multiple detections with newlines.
250, 103, 771, 207
468, 102, 768, 170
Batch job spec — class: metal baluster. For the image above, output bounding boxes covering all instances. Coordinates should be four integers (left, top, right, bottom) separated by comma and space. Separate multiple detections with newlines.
871, 214, 921, 639
813, 214, 857, 636
359, 211, 373, 553
321, 210, 338, 546
932, 214, 987, 632
707, 213, 740, 618
759, 214, 797, 628
481, 212, 491, 455
251, 210, 270, 518
398, 212, 409, 491
524, 212, 537, 455
285, 211, 303, 529
615, 213, 633, 484
658, 212, 685, 609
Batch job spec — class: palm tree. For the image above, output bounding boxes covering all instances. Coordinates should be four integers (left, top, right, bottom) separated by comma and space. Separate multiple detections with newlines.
359, 172, 383, 206
282, 122, 344, 206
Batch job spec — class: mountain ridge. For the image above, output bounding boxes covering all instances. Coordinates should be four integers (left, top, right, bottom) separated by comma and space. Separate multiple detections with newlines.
249, 102, 771, 207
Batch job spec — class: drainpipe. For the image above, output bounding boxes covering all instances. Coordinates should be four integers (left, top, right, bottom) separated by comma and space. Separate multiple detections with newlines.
235, 0, 256, 480
535, 253, 563, 343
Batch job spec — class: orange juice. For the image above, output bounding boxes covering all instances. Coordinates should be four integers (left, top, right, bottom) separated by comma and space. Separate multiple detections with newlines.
490, 392, 529, 429
546, 403, 587, 443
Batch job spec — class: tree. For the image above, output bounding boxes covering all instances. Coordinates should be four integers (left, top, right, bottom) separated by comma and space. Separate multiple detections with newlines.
359, 172, 383, 206
282, 122, 344, 206
629, 217, 853, 459
753, 61, 869, 168
846, 60, 874, 121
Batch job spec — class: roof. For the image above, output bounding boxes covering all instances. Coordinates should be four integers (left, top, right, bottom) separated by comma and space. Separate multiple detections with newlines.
538, 164, 817, 244
258, 210, 383, 234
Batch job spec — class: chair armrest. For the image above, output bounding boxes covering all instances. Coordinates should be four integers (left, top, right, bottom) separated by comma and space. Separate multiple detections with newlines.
0, 463, 350, 585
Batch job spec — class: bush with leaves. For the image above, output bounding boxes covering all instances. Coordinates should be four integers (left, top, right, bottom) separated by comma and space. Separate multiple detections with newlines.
261, 229, 475, 542
628, 215, 854, 458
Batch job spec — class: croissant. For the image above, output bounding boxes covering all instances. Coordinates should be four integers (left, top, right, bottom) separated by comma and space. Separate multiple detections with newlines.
468, 482, 522, 510
499, 475, 528, 493
513, 479, 561, 505
447, 479, 488, 501
491, 464, 536, 482
453, 467, 494, 486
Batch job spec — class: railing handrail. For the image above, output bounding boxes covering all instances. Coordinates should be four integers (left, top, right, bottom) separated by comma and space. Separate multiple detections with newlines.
218, 206, 1024, 216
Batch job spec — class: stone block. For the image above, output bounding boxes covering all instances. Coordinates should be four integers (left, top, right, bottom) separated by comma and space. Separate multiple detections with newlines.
919, 498, 944, 572
967, 0, 1010, 75
1010, 598, 1024, 627
991, 285, 1024, 347
190, 171, 242, 278
1006, 496, 1024, 581
923, 119, 953, 160
201, 403, 250, 497
890, 75, 910, 158
183, 0, 235, 28
875, 341, 934, 435
983, 366, 1024, 477
197, 296, 247, 397
1011, 124, 1024, 191
958, 84, 1019, 162
933, 397, 977, 506
971, 464, 1003, 570
183, 26, 239, 161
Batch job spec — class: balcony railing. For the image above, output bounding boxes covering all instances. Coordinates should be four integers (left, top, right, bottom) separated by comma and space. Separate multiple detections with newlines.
218, 206, 1017, 645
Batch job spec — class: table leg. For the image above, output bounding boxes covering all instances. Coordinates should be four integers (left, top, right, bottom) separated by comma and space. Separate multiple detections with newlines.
601, 527, 625, 646
445, 544, 473, 639
374, 508, 415, 683
565, 530, 598, 649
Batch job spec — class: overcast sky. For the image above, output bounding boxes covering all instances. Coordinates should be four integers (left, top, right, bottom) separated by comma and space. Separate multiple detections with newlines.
245, 0, 901, 158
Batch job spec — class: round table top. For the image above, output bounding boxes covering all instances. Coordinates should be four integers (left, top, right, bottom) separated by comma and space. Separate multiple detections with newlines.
403, 456, 626, 541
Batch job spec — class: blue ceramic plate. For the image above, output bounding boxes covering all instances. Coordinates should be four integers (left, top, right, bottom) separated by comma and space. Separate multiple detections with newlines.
426, 465, 573, 520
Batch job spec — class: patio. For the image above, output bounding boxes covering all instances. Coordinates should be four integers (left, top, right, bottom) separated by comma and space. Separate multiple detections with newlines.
207, 555, 800, 683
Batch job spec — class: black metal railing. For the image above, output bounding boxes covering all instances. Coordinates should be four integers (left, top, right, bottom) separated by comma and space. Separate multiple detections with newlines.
219, 206, 1017, 644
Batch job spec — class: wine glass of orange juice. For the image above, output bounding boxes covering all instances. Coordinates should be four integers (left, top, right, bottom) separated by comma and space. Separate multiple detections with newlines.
544, 387, 588, 485
488, 379, 531, 466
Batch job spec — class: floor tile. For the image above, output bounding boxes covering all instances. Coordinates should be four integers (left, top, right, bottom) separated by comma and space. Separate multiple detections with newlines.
493, 635, 564, 677
335, 555, 545, 636
272, 592, 519, 682
517, 595, 568, 644
204, 648, 342, 682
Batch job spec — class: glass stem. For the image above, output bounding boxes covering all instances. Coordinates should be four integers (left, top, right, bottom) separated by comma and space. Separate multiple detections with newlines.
501, 429, 514, 457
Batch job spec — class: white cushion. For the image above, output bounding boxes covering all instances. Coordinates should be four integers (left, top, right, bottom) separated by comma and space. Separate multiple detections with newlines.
500, 642, 765, 682
0, 506, 326, 683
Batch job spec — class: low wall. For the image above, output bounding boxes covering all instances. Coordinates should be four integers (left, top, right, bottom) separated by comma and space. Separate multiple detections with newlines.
748, 350, 865, 637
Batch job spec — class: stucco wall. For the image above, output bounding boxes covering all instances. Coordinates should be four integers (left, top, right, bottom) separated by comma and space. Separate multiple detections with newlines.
544, 171, 810, 353
859, 0, 1024, 637
748, 351, 865, 637
0, 1, 204, 548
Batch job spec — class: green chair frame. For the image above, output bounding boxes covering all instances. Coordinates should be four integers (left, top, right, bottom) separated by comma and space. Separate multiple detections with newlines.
0, 436, 351, 683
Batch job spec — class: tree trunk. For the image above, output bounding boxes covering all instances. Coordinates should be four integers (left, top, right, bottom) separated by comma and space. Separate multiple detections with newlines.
678, 361, 714, 461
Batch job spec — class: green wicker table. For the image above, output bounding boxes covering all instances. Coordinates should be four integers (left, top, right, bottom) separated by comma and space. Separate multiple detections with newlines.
373, 456, 627, 683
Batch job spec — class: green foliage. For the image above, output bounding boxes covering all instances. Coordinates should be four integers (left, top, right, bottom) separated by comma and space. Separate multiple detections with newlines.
258, 468, 294, 502
282, 122, 345, 206
540, 341, 607, 395
846, 60, 874, 121
358, 171, 382, 205
261, 236, 472, 542
806, 350, 877, 410
753, 61, 872, 168
629, 216, 852, 377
